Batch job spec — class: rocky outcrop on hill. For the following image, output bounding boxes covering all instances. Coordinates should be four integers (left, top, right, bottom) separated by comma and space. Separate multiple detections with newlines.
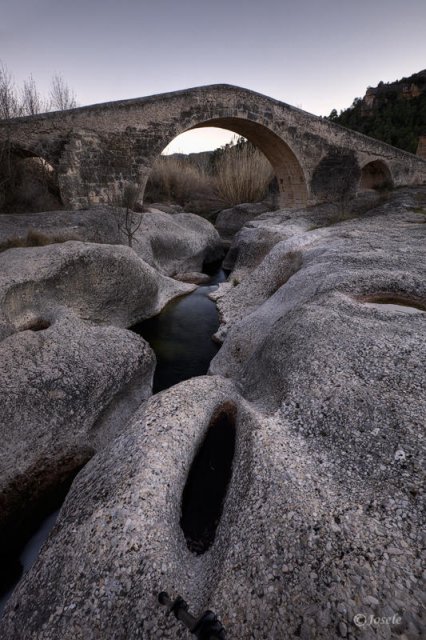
0, 189, 425, 639
362, 70, 426, 111
329, 69, 426, 153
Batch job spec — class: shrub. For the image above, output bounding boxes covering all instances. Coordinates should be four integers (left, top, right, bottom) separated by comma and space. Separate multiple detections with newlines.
144, 141, 275, 214
107, 183, 143, 248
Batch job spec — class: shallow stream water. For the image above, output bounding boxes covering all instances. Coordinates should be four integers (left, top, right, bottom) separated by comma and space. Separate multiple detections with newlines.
131, 268, 226, 392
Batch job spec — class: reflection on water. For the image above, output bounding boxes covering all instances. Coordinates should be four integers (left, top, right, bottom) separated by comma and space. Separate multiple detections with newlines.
0, 509, 60, 616
132, 269, 226, 393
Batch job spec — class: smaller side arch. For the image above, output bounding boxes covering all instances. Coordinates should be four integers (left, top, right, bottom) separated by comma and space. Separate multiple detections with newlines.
0, 143, 62, 213
359, 160, 393, 191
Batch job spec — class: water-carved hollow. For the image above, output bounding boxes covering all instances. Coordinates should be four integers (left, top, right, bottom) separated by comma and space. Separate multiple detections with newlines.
20, 318, 51, 332
0, 450, 93, 612
356, 293, 426, 314
180, 403, 237, 555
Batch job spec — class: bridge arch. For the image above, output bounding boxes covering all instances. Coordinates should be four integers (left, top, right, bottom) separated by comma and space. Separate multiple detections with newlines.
359, 159, 393, 191
144, 116, 308, 209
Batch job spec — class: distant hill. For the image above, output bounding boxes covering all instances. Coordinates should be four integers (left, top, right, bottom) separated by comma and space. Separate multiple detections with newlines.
169, 151, 214, 172
328, 70, 426, 154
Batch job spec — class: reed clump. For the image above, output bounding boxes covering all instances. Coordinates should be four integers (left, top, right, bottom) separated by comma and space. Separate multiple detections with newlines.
144, 139, 274, 212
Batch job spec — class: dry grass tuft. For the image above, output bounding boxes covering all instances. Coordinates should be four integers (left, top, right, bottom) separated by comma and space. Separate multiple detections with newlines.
144, 155, 213, 207
0, 228, 81, 252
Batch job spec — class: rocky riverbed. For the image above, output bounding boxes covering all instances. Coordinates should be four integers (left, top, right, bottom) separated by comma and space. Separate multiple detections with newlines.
0, 191, 425, 639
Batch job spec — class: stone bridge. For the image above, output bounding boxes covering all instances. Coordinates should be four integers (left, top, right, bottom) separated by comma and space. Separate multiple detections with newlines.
0, 84, 425, 209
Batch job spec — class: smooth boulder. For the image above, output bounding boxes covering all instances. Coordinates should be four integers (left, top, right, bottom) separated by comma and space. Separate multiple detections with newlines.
0, 207, 224, 278
0, 241, 193, 337
215, 201, 272, 241
0, 240, 192, 581
132, 209, 224, 275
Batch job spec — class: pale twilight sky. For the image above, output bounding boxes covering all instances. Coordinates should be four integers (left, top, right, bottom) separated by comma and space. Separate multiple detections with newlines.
1, 0, 425, 153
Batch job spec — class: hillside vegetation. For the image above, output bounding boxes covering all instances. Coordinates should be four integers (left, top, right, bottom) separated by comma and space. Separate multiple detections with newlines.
328, 70, 426, 154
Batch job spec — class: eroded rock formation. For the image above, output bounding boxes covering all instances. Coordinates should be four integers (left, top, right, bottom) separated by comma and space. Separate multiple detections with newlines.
0, 189, 425, 639
0, 206, 224, 278
132, 208, 224, 275
0, 235, 196, 605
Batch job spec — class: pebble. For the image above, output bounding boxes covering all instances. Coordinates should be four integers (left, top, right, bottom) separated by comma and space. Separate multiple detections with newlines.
364, 595, 380, 606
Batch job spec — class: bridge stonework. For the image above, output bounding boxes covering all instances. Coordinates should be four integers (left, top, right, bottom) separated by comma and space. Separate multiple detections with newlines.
0, 84, 425, 209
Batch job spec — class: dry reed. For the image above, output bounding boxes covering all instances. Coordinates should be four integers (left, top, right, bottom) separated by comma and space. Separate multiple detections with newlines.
144, 155, 213, 206
214, 144, 273, 206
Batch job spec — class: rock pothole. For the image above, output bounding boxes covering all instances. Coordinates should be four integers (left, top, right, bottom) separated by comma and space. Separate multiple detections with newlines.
19, 318, 51, 332
180, 402, 237, 555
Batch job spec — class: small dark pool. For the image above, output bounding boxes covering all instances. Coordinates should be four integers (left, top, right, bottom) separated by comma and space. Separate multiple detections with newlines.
0, 508, 60, 616
180, 404, 237, 554
0, 460, 89, 618
131, 268, 226, 393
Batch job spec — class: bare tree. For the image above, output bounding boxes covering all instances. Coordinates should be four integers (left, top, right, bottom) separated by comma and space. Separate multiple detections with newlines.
0, 64, 16, 207
1, 63, 78, 119
49, 74, 77, 111
0, 64, 78, 212
0, 63, 21, 119
21, 75, 47, 115
109, 183, 143, 248
0, 135, 11, 198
